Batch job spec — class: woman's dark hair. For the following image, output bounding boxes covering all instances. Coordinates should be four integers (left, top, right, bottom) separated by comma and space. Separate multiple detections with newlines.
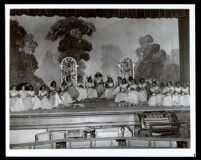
40, 85, 46, 90
66, 76, 71, 82
29, 85, 34, 91
152, 81, 157, 85
167, 81, 172, 86
122, 78, 127, 84
128, 76, 134, 82
107, 77, 113, 83
160, 83, 165, 87
140, 78, 145, 83
50, 81, 56, 87
61, 80, 67, 87
95, 72, 103, 78
87, 76, 93, 82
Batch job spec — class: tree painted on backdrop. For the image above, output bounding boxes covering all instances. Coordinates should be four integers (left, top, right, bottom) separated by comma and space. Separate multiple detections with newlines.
45, 17, 96, 77
10, 20, 45, 90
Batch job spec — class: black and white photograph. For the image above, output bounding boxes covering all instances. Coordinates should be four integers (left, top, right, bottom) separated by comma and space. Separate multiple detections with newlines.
5, 4, 196, 157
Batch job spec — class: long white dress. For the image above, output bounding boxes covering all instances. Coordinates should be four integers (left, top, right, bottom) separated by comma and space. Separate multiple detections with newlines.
18, 90, 32, 111
127, 84, 139, 104
179, 87, 190, 107
38, 90, 52, 109
104, 82, 115, 99
49, 87, 63, 108
148, 86, 159, 106
156, 87, 165, 106
85, 82, 98, 98
138, 83, 147, 103
60, 86, 73, 105
77, 83, 88, 101
10, 90, 25, 112
115, 83, 129, 102
163, 86, 174, 106
27, 91, 42, 110
172, 87, 182, 106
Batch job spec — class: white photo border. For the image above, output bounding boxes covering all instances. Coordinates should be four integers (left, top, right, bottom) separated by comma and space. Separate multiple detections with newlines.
5, 4, 196, 157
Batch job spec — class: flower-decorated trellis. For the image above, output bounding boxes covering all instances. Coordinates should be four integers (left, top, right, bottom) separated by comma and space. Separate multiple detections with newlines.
117, 57, 135, 79
60, 57, 78, 86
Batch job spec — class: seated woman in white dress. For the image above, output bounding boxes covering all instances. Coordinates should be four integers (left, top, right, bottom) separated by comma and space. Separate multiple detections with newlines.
163, 81, 174, 107
172, 82, 182, 106
85, 76, 98, 98
94, 72, 105, 98
179, 82, 190, 107
18, 85, 32, 111
49, 81, 63, 108
27, 85, 42, 110
60, 81, 73, 106
112, 76, 122, 96
127, 78, 140, 106
66, 76, 80, 102
138, 78, 148, 104
115, 78, 129, 106
148, 81, 160, 106
104, 76, 115, 99
77, 76, 88, 102
38, 85, 52, 109
156, 83, 166, 106
10, 85, 25, 112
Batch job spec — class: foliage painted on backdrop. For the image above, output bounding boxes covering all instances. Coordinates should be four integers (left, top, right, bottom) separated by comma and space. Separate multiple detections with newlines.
10, 20, 45, 90
135, 34, 180, 83
45, 16, 96, 77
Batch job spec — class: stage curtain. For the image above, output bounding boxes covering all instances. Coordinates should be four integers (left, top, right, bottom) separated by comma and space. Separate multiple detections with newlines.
178, 16, 190, 83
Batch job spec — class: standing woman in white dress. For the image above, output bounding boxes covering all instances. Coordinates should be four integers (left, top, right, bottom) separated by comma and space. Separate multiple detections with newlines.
138, 78, 148, 104
77, 76, 88, 102
66, 76, 79, 102
104, 76, 115, 99
179, 82, 190, 107
163, 81, 174, 106
49, 81, 63, 108
60, 81, 73, 106
156, 83, 166, 106
27, 85, 42, 110
148, 81, 160, 106
85, 76, 98, 98
10, 85, 25, 112
38, 85, 52, 109
127, 79, 140, 106
18, 85, 32, 111
172, 82, 182, 106
94, 72, 105, 98
115, 78, 129, 107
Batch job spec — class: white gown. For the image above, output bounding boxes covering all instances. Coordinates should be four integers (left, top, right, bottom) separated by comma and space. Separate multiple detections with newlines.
49, 87, 63, 107
104, 82, 115, 99
138, 83, 147, 103
156, 87, 165, 106
148, 86, 159, 106
18, 90, 32, 111
60, 87, 73, 105
127, 84, 139, 104
115, 83, 129, 102
10, 90, 25, 112
27, 91, 42, 110
163, 86, 174, 106
77, 83, 88, 101
38, 90, 52, 109
85, 82, 98, 98
179, 87, 190, 107
172, 87, 182, 106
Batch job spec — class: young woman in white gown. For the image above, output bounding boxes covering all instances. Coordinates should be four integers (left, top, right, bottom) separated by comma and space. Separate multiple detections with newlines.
18, 85, 32, 111
27, 85, 42, 110
138, 78, 148, 104
49, 81, 63, 108
94, 72, 105, 98
127, 78, 140, 105
163, 81, 174, 106
10, 85, 25, 112
60, 81, 73, 106
66, 76, 79, 102
179, 82, 190, 107
112, 76, 122, 96
38, 85, 52, 109
172, 82, 182, 106
104, 76, 115, 99
85, 76, 98, 98
77, 76, 88, 102
115, 78, 129, 106
156, 83, 166, 106
148, 81, 160, 106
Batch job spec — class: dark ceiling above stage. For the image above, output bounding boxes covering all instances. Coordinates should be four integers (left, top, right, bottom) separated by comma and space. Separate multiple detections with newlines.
10, 9, 189, 18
